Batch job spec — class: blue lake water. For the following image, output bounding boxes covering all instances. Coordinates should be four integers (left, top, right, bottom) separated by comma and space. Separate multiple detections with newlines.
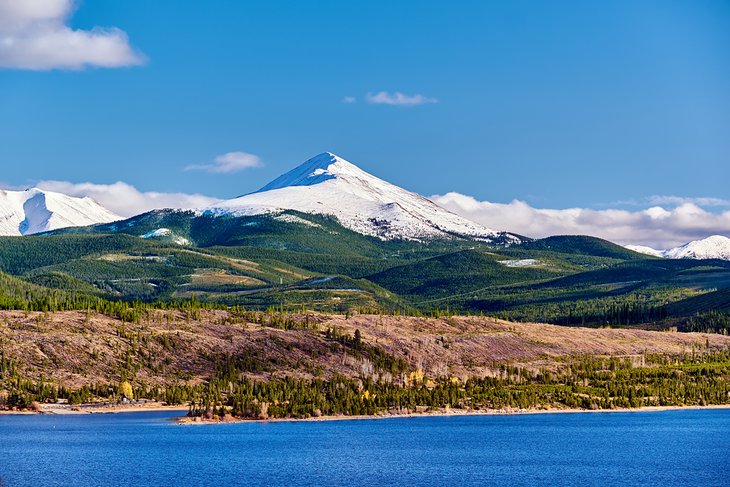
1, 409, 729, 486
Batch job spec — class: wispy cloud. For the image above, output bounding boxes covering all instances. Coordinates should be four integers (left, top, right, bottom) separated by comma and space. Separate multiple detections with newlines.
36, 180, 220, 217
342, 96, 357, 104
0, 0, 145, 70
646, 195, 730, 208
366, 91, 438, 106
431, 192, 730, 249
185, 151, 263, 174
610, 195, 730, 209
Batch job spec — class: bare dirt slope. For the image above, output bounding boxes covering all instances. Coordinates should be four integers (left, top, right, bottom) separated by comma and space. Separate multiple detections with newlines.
330, 314, 730, 376
1, 310, 728, 389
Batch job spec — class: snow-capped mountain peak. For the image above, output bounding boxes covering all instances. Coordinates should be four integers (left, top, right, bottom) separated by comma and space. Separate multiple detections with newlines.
664, 235, 730, 260
0, 188, 121, 236
209, 152, 519, 242
255, 152, 351, 192
625, 235, 730, 261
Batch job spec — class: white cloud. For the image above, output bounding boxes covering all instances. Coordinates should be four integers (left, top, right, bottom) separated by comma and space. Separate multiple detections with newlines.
0, 181, 27, 191
0, 0, 144, 70
185, 151, 263, 174
36, 180, 220, 217
342, 96, 356, 104
431, 192, 730, 249
366, 91, 438, 106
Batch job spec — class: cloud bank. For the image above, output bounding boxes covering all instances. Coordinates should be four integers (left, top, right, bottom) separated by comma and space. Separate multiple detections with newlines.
37, 180, 220, 218
432, 192, 730, 249
0, 0, 144, 70
366, 91, 438, 106
185, 151, 263, 173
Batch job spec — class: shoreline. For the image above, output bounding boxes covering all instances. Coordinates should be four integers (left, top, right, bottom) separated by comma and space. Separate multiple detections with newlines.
0, 402, 188, 416
3, 402, 730, 421
176, 403, 730, 425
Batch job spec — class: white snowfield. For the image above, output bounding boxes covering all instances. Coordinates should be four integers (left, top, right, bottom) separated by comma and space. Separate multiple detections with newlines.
207, 152, 519, 242
0, 188, 120, 236
624, 245, 665, 258
626, 235, 730, 261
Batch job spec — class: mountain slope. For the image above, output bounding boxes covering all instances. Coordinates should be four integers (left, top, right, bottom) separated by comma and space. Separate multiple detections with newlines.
206, 152, 520, 243
624, 245, 664, 258
521, 236, 651, 261
626, 235, 730, 261
664, 235, 730, 260
0, 188, 120, 236
663, 287, 730, 316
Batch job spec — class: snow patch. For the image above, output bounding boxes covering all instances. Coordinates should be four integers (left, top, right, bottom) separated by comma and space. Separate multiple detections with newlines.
498, 259, 541, 267
272, 214, 322, 228
140, 228, 191, 246
141, 228, 173, 238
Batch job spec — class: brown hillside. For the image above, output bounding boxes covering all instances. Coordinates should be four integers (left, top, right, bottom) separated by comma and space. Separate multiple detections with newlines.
1, 310, 728, 391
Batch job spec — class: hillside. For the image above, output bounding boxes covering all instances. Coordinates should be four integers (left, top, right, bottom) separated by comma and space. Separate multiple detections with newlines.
3, 310, 728, 388
3, 309, 730, 416
664, 287, 730, 316
0, 181, 722, 329
2, 226, 730, 327
521, 235, 650, 260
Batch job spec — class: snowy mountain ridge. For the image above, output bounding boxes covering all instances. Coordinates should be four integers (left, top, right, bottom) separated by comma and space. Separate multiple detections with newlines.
0, 188, 120, 236
206, 152, 520, 242
626, 235, 730, 261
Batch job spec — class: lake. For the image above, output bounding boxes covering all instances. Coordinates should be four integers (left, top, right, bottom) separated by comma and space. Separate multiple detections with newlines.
1, 409, 729, 486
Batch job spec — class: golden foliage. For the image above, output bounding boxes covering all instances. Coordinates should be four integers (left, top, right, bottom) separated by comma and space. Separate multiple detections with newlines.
119, 380, 134, 399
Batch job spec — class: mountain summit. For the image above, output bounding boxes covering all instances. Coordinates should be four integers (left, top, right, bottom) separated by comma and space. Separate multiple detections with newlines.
0, 188, 120, 236
208, 152, 519, 242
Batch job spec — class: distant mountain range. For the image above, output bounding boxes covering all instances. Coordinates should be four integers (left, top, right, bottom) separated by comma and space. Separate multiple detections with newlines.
0, 152, 727, 262
626, 235, 730, 261
0, 153, 727, 324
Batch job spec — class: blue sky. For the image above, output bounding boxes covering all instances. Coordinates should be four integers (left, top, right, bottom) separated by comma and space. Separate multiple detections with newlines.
0, 0, 729, 245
